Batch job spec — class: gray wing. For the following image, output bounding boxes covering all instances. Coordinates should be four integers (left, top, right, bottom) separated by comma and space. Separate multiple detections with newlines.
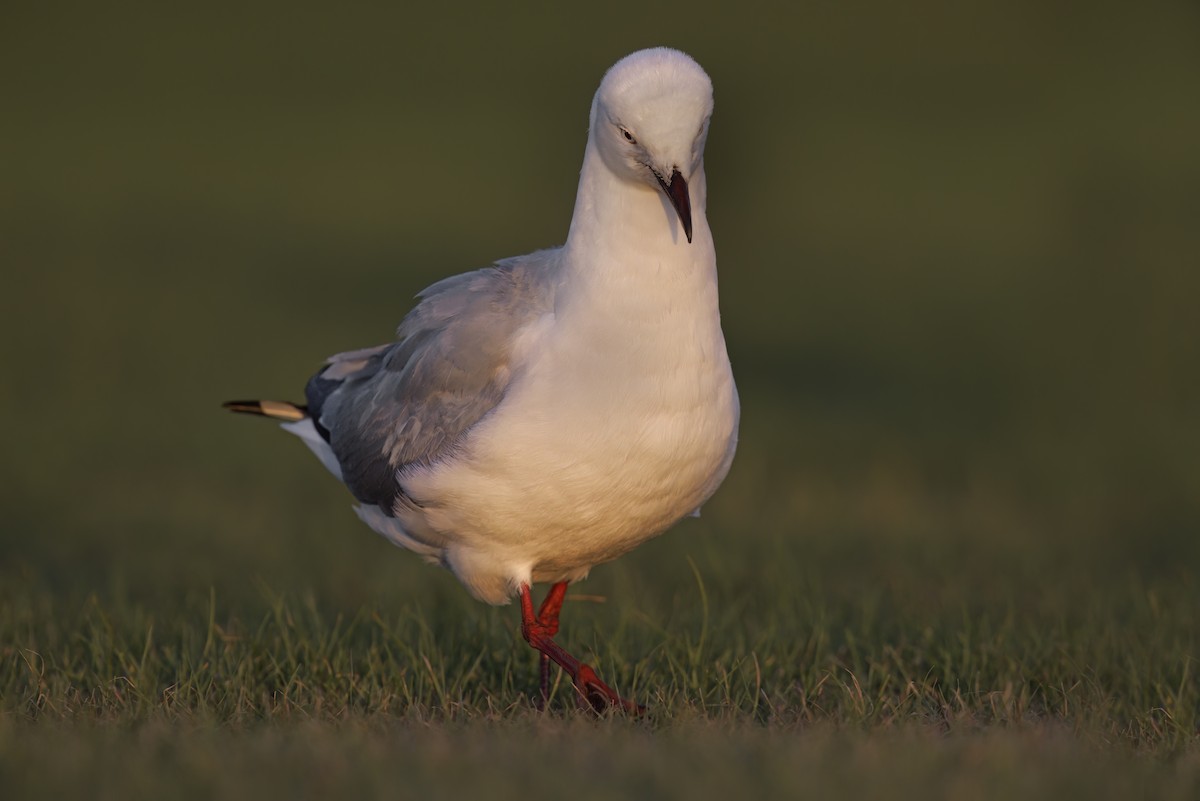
305, 250, 557, 511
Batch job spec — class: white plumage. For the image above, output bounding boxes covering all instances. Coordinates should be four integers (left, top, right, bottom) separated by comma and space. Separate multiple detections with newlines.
229, 47, 738, 711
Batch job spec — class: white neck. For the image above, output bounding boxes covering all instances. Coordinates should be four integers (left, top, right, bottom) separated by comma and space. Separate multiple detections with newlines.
560, 144, 714, 293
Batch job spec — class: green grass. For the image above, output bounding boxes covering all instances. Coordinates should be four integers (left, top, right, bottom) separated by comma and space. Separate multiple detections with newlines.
4, 527, 1198, 797
4, 566, 1198, 739
3, 0, 1200, 797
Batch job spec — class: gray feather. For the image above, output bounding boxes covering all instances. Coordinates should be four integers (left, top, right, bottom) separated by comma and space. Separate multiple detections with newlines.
306, 250, 558, 510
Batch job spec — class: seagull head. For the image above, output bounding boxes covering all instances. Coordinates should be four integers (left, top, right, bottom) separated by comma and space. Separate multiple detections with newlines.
590, 48, 714, 244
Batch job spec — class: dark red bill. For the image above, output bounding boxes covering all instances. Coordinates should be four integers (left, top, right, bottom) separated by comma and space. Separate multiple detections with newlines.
656, 168, 692, 243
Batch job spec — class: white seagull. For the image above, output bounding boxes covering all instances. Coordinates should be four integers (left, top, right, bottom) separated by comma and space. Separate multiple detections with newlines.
226, 47, 739, 712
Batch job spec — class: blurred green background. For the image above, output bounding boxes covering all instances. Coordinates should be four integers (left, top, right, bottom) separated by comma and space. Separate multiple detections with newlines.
2, 0, 1198, 615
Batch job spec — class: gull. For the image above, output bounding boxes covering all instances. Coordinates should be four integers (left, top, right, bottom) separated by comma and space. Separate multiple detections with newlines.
225, 47, 739, 713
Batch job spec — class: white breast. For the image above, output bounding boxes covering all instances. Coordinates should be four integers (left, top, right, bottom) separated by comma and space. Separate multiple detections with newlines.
398, 250, 739, 602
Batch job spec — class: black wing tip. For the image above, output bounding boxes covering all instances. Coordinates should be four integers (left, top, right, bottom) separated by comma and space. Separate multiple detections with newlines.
222, 400, 308, 421
223, 400, 263, 414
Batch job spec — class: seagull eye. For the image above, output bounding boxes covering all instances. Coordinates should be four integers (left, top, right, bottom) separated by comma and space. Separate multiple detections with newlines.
619, 127, 637, 144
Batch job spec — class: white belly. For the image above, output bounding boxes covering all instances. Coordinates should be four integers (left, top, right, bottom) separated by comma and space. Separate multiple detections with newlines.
397, 305, 739, 603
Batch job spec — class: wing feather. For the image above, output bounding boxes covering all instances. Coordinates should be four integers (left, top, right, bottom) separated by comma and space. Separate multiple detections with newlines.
305, 251, 556, 510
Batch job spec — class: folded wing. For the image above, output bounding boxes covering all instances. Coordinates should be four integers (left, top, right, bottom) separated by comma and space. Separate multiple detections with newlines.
306, 252, 556, 513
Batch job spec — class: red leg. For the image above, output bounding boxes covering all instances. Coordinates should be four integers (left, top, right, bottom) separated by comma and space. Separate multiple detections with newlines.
519, 583, 642, 714
537, 581, 568, 634
535, 582, 568, 705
